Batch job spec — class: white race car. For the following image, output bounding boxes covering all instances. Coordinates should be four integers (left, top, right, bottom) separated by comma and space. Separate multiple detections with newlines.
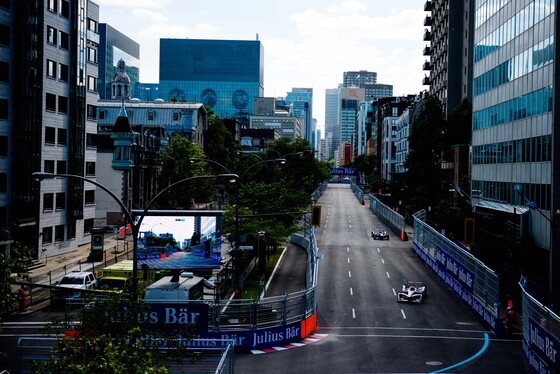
397, 281, 427, 303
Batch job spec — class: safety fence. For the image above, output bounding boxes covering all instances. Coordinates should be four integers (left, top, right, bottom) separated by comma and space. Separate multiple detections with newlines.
368, 195, 408, 241
519, 276, 560, 373
17, 337, 235, 374
412, 209, 505, 334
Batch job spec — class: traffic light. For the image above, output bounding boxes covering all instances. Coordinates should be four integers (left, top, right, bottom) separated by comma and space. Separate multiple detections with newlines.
311, 205, 321, 227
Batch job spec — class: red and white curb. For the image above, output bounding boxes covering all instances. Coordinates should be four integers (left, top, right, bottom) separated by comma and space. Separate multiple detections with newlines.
250, 334, 328, 354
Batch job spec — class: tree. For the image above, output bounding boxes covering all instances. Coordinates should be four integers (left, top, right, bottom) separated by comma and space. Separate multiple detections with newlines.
404, 95, 447, 212
203, 108, 239, 173
0, 238, 33, 318
156, 134, 209, 208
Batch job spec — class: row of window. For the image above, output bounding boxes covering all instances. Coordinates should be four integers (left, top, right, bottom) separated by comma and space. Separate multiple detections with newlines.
41, 219, 96, 245
46, 59, 68, 82
43, 190, 95, 213
47, 26, 69, 50
46, 0, 70, 19
475, 1, 554, 62
472, 135, 551, 165
45, 93, 68, 114
474, 36, 554, 96
473, 86, 552, 130
475, 0, 508, 29
97, 110, 181, 121
471, 180, 551, 211
0, 98, 7, 119
45, 126, 97, 149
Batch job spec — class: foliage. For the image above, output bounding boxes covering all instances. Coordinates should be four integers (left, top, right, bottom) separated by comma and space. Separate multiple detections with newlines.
0, 238, 34, 318
156, 134, 209, 208
34, 294, 198, 373
403, 95, 448, 212
445, 98, 472, 147
203, 108, 239, 172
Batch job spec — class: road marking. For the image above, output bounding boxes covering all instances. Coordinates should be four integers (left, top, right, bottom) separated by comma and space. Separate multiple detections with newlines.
386, 271, 390, 279
352, 308, 356, 318
428, 333, 489, 374
392, 288, 396, 295
347, 247, 350, 252
381, 258, 385, 264
347, 258, 350, 264
348, 271, 352, 278
350, 287, 353, 295
377, 248, 380, 253
401, 309, 406, 319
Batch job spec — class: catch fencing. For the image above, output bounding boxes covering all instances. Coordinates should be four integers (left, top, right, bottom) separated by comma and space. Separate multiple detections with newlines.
368, 194, 408, 241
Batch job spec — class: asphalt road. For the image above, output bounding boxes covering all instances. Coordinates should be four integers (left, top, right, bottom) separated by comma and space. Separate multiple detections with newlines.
234, 183, 530, 373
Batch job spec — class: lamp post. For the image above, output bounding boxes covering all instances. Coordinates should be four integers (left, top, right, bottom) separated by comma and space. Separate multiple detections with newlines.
190, 157, 286, 294
33, 172, 237, 302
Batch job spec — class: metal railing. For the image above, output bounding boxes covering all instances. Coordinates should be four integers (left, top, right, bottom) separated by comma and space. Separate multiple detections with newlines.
369, 195, 407, 240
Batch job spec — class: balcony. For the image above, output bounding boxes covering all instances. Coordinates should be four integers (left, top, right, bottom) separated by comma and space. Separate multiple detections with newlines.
423, 45, 432, 56
424, 0, 433, 11
423, 29, 432, 41
424, 15, 433, 26
422, 76, 430, 85
422, 60, 431, 70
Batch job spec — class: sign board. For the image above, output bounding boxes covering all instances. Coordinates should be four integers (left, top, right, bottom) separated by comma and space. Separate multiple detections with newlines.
239, 245, 253, 250
329, 167, 357, 176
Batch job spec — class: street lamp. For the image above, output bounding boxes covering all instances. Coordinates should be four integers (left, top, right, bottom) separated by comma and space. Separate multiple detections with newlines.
33, 172, 238, 302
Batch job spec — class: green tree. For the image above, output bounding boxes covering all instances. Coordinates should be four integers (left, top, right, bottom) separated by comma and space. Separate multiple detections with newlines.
203, 108, 239, 173
156, 134, 208, 208
0, 238, 33, 318
404, 95, 448, 212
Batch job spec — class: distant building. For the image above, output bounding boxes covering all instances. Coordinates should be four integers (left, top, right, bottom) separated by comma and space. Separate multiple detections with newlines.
158, 38, 264, 126
98, 24, 140, 100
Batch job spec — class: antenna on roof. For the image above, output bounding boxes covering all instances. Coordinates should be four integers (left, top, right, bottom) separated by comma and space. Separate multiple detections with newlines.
256, 33, 259, 40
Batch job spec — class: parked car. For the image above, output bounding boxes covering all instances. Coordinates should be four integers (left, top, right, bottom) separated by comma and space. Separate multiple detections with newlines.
371, 228, 389, 240
51, 271, 97, 306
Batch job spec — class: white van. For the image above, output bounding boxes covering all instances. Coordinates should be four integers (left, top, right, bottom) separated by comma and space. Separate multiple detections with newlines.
144, 272, 204, 301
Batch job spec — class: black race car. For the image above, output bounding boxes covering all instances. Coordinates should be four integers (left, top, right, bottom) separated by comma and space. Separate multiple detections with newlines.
371, 228, 389, 240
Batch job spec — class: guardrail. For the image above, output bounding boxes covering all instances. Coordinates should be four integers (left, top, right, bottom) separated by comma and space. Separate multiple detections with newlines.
369, 195, 408, 240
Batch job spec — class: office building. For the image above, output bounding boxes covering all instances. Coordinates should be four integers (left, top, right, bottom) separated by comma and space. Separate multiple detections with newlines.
286, 88, 313, 145
3, 0, 100, 258
423, 0, 474, 117
471, 0, 558, 297
324, 88, 339, 160
98, 24, 140, 100
159, 38, 264, 126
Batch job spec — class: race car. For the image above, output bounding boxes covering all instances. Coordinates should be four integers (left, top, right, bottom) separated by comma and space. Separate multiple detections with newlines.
397, 281, 427, 303
371, 228, 389, 240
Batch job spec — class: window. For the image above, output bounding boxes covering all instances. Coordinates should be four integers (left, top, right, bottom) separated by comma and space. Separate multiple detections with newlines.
98, 110, 105, 120
46, 60, 56, 78
87, 47, 97, 63
55, 192, 65, 210
87, 76, 97, 92
58, 63, 68, 82
57, 128, 67, 145
84, 218, 94, 234
44, 160, 54, 173
56, 160, 66, 174
173, 112, 179, 121
47, 26, 57, 45
85, 162, 95, 176
59, 31, 69, 50
43, 193, 54, 212
58, 96, 68, 114
85, 190, 95, 205
46, 93, 56, 111
0, 173, 5, 193
0, 61, 8, 83
42, 226, 53, 245
0, 136, 7, 156
47, 0, 57, 13
147, 111, 155, 121
87, 18, 98, 33
0, 98, 7, 119
0, 24, 9, 46
86, 133, 96, 147
45, 127, 55, 144
87, 105, 96, 119
55, 225, 64, 242
60, 0, 69, 18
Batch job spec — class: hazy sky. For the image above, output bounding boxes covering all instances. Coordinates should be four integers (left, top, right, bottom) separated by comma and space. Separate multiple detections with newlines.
97, 0, 427, 130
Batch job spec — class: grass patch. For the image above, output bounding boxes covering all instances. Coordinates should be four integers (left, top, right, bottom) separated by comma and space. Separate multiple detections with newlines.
239, 248, 284, 300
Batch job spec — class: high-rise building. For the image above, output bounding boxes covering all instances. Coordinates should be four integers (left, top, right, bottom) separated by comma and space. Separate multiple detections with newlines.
338, 87, 365, 165
471, 1, 558, 297
286, 88, 313, 145
343, 70, 377, 86
159, 38, 264, 126
422, 0, 473, 117
4, 0, 100, 258
98, 24, 140, 100
324, 88, 339, 160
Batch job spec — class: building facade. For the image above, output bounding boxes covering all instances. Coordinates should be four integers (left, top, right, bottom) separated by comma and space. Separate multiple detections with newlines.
471, 0, 558, 295
158, 38, 264, 126
98, 23, 140, 100
324, 88, 339, 160
3, 0, 100, 258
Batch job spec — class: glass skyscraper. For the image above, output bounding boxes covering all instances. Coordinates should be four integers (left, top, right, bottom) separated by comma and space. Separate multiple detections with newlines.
159, 39, 264, 125
471, 0, 558, 290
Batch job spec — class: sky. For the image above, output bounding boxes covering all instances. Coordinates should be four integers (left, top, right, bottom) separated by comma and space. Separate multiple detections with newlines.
97, 0, 428, 131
